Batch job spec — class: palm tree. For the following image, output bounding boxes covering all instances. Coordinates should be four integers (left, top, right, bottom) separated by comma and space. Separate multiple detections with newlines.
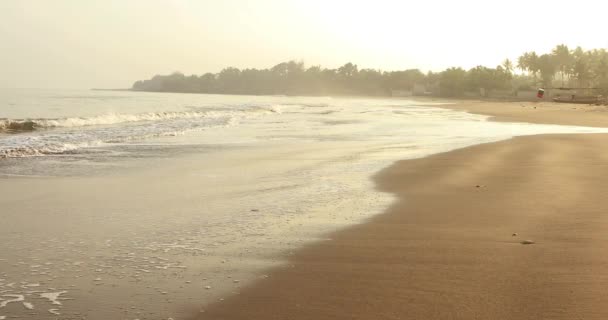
572, 58, 590, 88
502, 58, 514, 75
570, 47, 589, 88
517, 53, 530, 74
538, 54, 557, 87
528, 52, 540, 85
552, 44, 572, 86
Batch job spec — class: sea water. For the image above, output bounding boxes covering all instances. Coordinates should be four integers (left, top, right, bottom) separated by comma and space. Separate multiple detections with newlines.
0, 89, 607, 319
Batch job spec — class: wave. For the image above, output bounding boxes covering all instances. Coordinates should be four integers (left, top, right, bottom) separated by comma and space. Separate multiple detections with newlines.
0, 143, 90, 158
0, 105, 286, 159
0, 111, 222, 133
0, 105, 283, 134
0, 119, 38, 132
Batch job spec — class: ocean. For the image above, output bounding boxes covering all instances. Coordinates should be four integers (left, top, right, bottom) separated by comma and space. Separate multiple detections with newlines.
0, 89, 606, 319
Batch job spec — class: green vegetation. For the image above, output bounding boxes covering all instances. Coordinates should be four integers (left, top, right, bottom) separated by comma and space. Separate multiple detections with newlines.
133, 45, 608, 97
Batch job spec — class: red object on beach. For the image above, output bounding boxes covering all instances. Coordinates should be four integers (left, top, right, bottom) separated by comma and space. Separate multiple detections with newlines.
537, 88, 545, 98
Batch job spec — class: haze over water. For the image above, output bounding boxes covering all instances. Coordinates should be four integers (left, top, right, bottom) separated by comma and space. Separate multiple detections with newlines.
1, 90, 608, 319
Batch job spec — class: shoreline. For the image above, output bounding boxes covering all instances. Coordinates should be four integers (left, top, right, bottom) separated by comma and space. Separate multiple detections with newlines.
192, 101, 608, 319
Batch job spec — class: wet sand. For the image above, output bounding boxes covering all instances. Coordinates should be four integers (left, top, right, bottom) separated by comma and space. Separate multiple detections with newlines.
195, 102, 608, 319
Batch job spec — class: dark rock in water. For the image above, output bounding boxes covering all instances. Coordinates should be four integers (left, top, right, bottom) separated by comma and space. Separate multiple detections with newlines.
2, 120, 37, 133
521, 240, 535, 245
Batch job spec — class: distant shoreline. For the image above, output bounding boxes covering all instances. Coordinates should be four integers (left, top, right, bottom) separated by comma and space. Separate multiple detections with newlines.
96, 87, 556, 104
90, 88, 131, 91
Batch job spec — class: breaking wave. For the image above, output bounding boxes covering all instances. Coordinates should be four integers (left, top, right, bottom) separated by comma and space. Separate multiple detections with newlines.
0, 105, 283, 158
0, 119, 38, 132
0, 108, 278, 133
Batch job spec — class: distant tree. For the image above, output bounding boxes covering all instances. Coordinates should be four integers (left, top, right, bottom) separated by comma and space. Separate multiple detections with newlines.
502, 58, 513, 75
592, 51, 608, 94
385, 69, 425, 92
217, 67, 242, 93
338, 62, 358, 77
439, 67, 467, 96
552, 44, 572, 86
517, 53, 530, 74
537, 54, 556, 87
466, 65, 511, 95
572, 58, 590, 88
495, 65, 513, 86
199, 73, 217, 92
357, 68, 385, 95
306, 65, 322, 74
130, 44, 608, 97
528, 52, 540, 84
569, 47, 589, 88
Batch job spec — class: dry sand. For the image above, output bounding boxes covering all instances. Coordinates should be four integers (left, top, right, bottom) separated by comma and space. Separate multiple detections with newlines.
446, 99, 608, 128
194, 101, 608, 319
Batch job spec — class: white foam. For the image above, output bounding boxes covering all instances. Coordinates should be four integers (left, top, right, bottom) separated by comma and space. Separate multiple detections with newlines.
2, 110, 226, 130
0, 104, 281, 132
0, 110, 247, 158
40, 291, 66, 305
0, 294, 24, 308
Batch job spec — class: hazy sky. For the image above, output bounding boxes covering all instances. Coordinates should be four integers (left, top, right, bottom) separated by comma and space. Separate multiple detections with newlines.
1, 0, 607, 89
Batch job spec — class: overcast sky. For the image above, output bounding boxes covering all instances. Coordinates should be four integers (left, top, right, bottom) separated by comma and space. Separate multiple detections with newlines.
1, 0, 607, 89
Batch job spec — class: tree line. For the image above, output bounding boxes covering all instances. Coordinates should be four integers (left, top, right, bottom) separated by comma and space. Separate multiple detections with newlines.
132, 45, 608, 97
516, 45, 608, 89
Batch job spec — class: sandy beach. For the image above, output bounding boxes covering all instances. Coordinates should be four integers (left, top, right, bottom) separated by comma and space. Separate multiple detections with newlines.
446, 99, 608, 128
193, 101, 608, 319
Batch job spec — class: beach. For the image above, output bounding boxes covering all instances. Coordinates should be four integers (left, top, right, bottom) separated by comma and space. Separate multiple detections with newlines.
194, 101, 608, 319
2, 93, 608, 320
445, 99, 608, 128
4, 1, 608, 319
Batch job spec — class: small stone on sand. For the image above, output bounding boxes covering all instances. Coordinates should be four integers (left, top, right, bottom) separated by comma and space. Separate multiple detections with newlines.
521, 240, 535, 245
512, 233, 518, 236
205, 286, 211, 290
